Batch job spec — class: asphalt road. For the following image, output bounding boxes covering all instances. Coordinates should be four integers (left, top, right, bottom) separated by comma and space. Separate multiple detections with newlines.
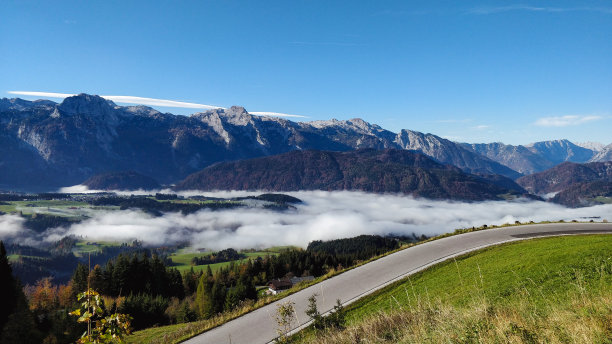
183, 222, 612, 344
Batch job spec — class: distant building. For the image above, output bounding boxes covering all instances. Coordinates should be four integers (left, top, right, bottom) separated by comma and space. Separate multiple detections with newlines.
266, 275, 315, 295
267, 278, 292, 295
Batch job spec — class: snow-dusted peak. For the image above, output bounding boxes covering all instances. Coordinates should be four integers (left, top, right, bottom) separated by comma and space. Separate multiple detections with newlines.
525, 139, 575, 149
0, 98, 56, 111
576, 141, 605, 152
590, 144, 612, 162
193, 106, 253, 126
123, 105, 162, 117
307, 118, 383, 135
395, 129, 448, 151
308, 118, 342, 129
525, 139, 596, 164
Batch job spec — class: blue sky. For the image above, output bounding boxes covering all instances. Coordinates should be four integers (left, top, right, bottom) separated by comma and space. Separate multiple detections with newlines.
1, 1, 610, 145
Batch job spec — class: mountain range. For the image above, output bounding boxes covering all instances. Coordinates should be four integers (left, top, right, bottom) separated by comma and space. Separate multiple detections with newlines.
0, 94, 610, 205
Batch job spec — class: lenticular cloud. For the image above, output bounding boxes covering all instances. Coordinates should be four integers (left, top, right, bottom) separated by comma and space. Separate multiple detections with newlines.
2, 191, 611, 250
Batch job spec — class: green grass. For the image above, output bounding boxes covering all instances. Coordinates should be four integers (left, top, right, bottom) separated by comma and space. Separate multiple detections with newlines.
127, 224, 609, 344
7, 254, 49, 262
73, 241, 121, 256
126, 323, 190, 344
168, 249, 280, 273
593, 196, 612, 204
0, 200, 90, 216
295, 235, 612, 343
0, 202, 18, 213
347, 235, 611, 318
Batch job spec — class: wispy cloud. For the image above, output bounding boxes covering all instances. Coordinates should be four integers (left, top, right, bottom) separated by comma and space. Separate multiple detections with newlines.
9, 91, 75, 98
472, 124, 490, 130
468, 5, 612, 15
7, 91, 308, 118
8, 91, 223, 110
534, 115, 603, 127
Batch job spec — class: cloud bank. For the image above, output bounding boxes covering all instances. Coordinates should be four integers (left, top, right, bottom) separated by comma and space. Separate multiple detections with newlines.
2, 191, 611, 250
7, 91, 307, 118
534, 115, 602, 127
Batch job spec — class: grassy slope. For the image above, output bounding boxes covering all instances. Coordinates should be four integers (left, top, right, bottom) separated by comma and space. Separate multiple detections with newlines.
127, 226, 608, 344
295, 235, 612, 343
73, 241, 121, 256
168, 248, 283, 273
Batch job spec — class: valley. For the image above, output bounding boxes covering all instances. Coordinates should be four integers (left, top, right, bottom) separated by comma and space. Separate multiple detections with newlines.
2, 2, 610, 343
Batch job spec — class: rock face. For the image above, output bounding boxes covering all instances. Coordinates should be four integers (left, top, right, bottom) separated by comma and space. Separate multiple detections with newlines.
590, 144, 612, 162
516, 161, 612, 195
462, 142, 555, 175
576, 141, 606, 152
0, 94, 526, 190
462, 139, 606, 175
174, 149, 520, 201
525, 140, 596, 165
82, 171, 161, 191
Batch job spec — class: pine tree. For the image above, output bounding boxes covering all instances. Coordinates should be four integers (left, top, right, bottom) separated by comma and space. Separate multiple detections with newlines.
211, 281, 226, 315
195, 274, 213, 318
0, 241, 43, 343
0, 241, 16, 332
72, 263, 89, 295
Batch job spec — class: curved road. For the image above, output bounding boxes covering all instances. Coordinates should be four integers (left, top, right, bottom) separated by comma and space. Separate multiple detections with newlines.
184, 223, 612, 344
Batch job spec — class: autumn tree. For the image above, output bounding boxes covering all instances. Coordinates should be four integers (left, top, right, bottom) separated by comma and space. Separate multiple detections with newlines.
70, 289, 132, 343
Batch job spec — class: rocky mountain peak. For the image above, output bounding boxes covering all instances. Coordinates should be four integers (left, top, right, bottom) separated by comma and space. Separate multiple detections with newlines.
576, 141, 605, 152
123, 105, 162, 117
526, 138, 595, 164
590, 144, 612, 162
307, 118, 381, 135
0, 98, 56, 111
223, 106, 253, 125
57, 94, 117, 117
227, 106, 248, 115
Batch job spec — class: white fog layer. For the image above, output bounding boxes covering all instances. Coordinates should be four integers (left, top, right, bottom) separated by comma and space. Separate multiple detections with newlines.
2, 191, 611, 250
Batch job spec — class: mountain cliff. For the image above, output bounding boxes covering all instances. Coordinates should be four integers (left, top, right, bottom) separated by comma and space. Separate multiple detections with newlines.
525, 140, 596, 165
462, 139, 606, 175
591, 144, 612, 162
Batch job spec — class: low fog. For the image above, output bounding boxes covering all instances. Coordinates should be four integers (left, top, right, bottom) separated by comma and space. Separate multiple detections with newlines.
2, 191, 611, 250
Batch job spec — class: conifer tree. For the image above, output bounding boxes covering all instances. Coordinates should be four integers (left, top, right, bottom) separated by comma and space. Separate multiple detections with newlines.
195, 273, 213, 318
0, 241, 43, 343
0, 241, 16, 332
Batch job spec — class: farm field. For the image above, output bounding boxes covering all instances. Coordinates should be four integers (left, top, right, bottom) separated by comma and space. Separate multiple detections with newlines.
168, 247, 288, 273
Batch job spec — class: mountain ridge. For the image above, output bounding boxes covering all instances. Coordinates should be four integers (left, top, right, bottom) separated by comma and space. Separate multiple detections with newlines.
1, 94, 610, 195
0, 94, 520, 190
174, 149, 523, 201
